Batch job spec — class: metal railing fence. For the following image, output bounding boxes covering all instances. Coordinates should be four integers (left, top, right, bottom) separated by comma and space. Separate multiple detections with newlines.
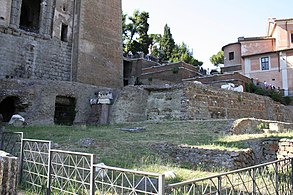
21, 139, 51, 194
166, 158, 293, 195
49, 150, 96, 195
94, 164, 165, 195
0, 131, 293, 195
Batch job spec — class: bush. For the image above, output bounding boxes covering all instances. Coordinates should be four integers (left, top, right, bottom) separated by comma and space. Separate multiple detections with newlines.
172, 66, 179, 74
246, 83, 289, 105
281, 96, 292, 105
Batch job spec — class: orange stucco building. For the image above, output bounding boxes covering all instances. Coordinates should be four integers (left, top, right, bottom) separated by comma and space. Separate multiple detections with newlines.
222, 18, 293, 96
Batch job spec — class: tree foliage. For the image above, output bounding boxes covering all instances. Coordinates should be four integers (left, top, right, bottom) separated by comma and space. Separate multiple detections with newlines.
170, 42, 203, 66
123, 10, 152, 55
210, 51, 224, 65
123, 11, 203, 66
159, 24, 175, 62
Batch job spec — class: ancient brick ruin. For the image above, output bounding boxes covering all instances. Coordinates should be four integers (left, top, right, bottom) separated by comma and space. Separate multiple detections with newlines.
111, 82, 293, 123
0, 0, 123, 124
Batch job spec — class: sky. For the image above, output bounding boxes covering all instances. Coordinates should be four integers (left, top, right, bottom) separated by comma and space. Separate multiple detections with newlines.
122, 0, 293, 68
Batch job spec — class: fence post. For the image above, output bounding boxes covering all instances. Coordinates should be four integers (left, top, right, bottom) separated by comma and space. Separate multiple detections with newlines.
217, 176, 221, 195
17, 135, 24, 186
291, 159, 293, 193
47, 142, 52, 195
90, 154, 96, 195
158, 174, 165, 195
252, 168, 256, 195
275, 161, 279, 195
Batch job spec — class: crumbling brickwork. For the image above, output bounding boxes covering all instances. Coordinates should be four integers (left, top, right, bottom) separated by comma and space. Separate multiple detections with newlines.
0, 0, 123, 87
111, 83, 293, 123
0, 0, 122, 124
0, 31, 72, 80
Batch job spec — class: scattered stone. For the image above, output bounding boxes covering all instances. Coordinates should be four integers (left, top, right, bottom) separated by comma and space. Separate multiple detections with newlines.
120, 127, 146, 132
78, 138, 96, 148
52, 143, 61, 149
95, 163, 108, 178
164, 170, 176, 179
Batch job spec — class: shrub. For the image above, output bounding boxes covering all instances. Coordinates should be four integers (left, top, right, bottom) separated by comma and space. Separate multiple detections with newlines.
172, 66, 179, 74
246, 83, 289, 105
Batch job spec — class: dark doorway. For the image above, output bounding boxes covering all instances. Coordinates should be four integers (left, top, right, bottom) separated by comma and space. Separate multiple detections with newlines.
0, 97, 19, 122
61, 23, 68, 42
54, 96, 76, 126
19, 0, 41, 33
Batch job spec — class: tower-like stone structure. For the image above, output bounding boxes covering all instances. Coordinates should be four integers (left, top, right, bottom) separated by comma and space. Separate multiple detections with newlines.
0, 0, 123, 125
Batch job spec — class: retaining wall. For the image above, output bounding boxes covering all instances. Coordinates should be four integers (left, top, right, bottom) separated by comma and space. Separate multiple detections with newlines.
111, 82, 293, 123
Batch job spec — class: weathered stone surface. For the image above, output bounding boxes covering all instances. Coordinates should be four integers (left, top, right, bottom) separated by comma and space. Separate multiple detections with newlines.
111, 83, 293, 123
152, 143, 255, 170
0, 79, 118, 125
111, 86, 149, 123
277, 139, 293, 159
78, 138, 97, 148
230, 118, 293, 134
0, 151, 18, 195
0, 0, 123, 88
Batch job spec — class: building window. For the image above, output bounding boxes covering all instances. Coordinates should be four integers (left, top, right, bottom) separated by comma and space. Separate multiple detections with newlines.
228, 52, 234, 60
291, 33, 293, 43
261, 56, 269, 70
61, 23, 68, 42
19, 0, 41, 33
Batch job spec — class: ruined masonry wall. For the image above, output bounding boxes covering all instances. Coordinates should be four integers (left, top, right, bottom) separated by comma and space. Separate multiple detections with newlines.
0, 79, 115, 125
277, 139, 293, 159
111, 82, 293, 123
0, 30, 72, 81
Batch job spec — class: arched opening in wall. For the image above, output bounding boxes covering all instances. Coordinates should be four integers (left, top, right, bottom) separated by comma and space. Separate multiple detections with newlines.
19, 0, 41, 33
54, 96, 76, 126
0, 97, 20, 122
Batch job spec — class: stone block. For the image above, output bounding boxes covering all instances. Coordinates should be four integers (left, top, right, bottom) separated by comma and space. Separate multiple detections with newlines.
0, 150, 18, 195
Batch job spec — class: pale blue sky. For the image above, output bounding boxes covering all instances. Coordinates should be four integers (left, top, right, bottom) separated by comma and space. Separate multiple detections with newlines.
122, 0, 292, 67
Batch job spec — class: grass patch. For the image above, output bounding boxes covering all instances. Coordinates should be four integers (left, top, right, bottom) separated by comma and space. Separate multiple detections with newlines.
5, 120, 293, 182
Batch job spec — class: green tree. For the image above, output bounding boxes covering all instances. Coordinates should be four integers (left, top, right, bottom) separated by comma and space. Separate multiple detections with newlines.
159, 24, 175, 62
123, 12, 203, 66
170, 42, 203, 66
210, 51, 224, 65
123, 10, 152, 55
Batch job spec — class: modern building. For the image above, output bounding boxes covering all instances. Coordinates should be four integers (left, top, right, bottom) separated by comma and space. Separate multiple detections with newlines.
222, 18, 293, 96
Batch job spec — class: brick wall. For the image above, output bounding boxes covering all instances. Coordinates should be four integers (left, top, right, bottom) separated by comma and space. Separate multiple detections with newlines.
73, 0, 123, 88
0, 79, 117, 125
0, 30, 72, 81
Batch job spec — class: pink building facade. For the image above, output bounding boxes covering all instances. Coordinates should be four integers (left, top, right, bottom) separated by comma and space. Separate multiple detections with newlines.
222, 18, 293, 96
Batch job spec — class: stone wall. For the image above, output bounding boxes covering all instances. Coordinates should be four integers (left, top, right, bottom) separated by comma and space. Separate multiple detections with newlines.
0, 151, 18, 195
0, 30, 72, 81
153, 138, 289, 171
189, 72, 251, 88
0, 0, 123, 88
112, 82, 293, 123
110, 86, 148, 123
277, 139, 293, 159
153, 143, 255, 170
0, 79, 116, 125
230, 118, 293, 134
